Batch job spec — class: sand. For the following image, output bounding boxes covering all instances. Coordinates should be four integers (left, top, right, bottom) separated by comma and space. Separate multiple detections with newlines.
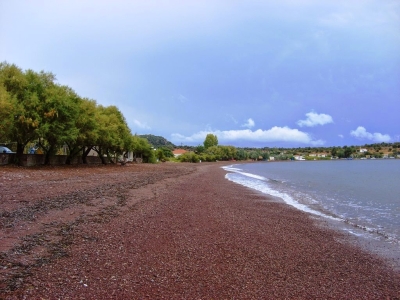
1, 162, 399, 299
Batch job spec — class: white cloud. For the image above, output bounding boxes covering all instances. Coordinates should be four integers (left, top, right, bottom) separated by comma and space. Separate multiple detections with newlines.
171, 126, 324, 146
297, 111, 334, 127
350, 126, 391, 143
338, 134, 344, 138
133, 119, 151, 130
241, 118, 255, 128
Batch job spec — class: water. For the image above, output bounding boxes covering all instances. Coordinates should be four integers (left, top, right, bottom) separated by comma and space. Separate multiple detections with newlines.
223, 160, 400, 247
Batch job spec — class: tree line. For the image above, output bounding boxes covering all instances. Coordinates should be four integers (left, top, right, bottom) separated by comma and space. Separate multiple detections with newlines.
178, 134, 400, 162
0, 62, 156, 165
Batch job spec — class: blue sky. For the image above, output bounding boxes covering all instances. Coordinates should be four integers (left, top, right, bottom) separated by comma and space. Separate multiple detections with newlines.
1, 0, 399, 147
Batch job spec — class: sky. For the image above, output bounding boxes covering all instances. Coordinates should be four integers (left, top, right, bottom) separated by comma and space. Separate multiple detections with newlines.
1, 0, 399, 148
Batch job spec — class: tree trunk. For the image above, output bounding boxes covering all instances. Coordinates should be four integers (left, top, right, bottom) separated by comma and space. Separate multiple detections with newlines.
44, 147, 52, 165
44, 145, 56, 165
81, 147, 89, 164
92, 146, 107, 165
16, 143, 25, 166
66, 145, 82, 165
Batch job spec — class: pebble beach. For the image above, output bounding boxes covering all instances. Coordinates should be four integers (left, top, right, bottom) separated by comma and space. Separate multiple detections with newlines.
1, 162, 399, 299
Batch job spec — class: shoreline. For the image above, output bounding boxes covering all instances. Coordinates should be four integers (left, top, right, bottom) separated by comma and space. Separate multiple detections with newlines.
1, 163, 399, 298
224, 161, 400, 272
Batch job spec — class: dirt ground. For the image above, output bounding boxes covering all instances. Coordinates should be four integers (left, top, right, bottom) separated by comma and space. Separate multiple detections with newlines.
1, 162, 399, 299
0, 163, 196, 297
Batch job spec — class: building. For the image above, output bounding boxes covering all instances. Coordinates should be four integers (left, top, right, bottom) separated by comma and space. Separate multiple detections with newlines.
172, 149, 187, 158
294, 155, 305, 161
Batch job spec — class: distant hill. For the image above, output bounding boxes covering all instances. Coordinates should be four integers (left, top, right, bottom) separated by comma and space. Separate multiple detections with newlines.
139, 134, 176, 150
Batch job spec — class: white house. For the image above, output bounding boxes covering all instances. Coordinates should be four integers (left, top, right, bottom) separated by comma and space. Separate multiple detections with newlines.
294, 155, 305, 161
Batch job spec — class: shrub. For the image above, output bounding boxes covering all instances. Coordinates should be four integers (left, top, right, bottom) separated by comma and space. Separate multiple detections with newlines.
179, 152, 200, 163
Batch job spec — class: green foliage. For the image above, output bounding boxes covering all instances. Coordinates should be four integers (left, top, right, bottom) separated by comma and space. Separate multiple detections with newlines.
331, 147, 337, 157
0, 63, 41, 156
36, 84, 81, 163
179, 152, 200, 163
343, 146, 353, 158
156, 146, 174, 161
65, 98, 99, 164
140, 134, 175, 149
130, 135, 156, 163
195, 145, 205, 154
0, 62, 157, 165
205, 145, 222, 160
0, 84, 16, 142
236, 148, 248, 160
199, 153, 217, 162
203, 133, 218, 149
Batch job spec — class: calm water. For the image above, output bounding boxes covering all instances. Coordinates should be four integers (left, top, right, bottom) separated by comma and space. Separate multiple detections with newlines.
223, 159, 400, 246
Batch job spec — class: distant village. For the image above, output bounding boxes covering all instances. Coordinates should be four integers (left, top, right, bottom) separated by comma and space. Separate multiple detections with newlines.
145, 135, 400, 162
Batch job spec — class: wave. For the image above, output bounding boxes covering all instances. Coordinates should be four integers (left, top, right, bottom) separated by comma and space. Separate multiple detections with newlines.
222, 164, 400, 244
222, 165, 341, 221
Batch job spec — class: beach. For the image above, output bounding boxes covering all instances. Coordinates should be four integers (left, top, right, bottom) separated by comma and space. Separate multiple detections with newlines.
1, 162, 399, 299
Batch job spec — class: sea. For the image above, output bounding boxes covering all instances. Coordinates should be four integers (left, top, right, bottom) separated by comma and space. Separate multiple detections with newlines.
223, 159, 400, 260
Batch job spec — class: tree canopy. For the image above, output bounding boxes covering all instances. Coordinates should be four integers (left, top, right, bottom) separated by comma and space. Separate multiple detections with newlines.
0, 62, 155, 165
203, 133, 218, 149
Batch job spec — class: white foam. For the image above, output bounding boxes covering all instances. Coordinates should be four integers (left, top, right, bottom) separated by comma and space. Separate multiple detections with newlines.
225, 171, 340, 221
236, 171, 267, 181
222, 165, 242, 172
222, 165, 267, 181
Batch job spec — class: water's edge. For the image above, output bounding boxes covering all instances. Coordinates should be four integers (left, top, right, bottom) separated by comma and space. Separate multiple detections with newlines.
222, 164, 400, 271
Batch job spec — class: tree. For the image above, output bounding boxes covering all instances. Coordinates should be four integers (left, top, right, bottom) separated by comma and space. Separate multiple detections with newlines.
195, 145, 205, 154
236, 148, 248, 160
0, 63, 41, 163
65, 98, 99, 164
156, 146, 174, 161
0, 84, 16, 143
36, 84, 80, 165
93, 105, 132, 164
205, 145, 222, 160
331, 147, 337, 157
343, 146, 353, 158
219, 145, 237, 160
131, 135, 156, 163
203, 133, 218, 149
179, 152, 200, 163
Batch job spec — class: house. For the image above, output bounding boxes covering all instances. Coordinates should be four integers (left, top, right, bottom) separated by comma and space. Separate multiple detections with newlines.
172, 149, 187, 157
359, 148, 368, 153
269, 157, 275, 161
294, 155, 305, 161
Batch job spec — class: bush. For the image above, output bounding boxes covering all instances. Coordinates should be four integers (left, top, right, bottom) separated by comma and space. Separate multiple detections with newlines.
179, 152, 200, 163
199, 154, 216, 162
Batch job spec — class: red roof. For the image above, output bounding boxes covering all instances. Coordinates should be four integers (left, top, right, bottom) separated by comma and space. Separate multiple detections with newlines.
172, 149, 187, 155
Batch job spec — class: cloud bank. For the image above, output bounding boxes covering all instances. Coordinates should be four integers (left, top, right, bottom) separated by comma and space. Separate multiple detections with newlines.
172, 126, 324, 146
297, 112, 334, 127
350, 126, 391, 143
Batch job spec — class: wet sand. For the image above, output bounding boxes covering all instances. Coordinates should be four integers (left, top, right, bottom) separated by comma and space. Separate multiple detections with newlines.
1, 162, 399, 299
